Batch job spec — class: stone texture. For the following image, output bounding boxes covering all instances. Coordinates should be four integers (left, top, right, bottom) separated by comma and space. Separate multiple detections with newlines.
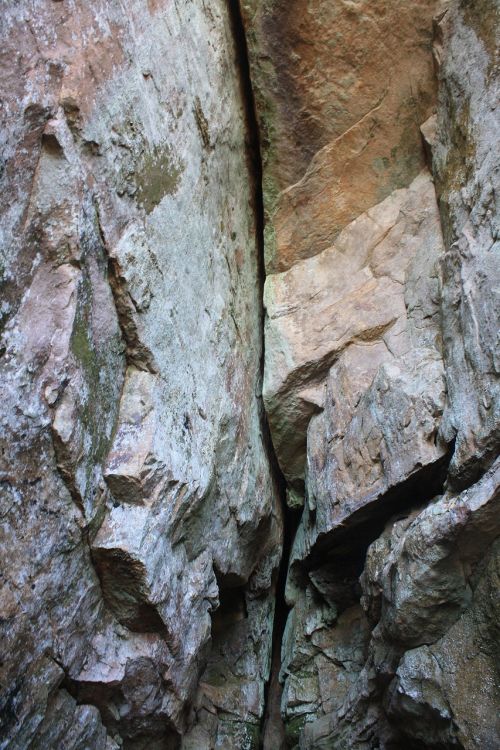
1, 0, 499, 748
0, 1, 281, 747
432, 0, 500, 486
279, 597, 370, 747
241, 0, 441, 272
386, 538, 500, 750
182, 586, 276, 750
300, 460, 500, 750
263, 2, 500, 747
264, 170, 445, 491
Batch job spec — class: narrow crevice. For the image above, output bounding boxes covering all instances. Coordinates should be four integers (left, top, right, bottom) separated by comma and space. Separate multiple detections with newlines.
225, 2, 296, 747
261, 503, 302, 750
225, 0, 263, 285
288, 446, 456, 640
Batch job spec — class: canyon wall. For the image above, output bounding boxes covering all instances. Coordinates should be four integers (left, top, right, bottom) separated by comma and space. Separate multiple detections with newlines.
0, 1, 499, 749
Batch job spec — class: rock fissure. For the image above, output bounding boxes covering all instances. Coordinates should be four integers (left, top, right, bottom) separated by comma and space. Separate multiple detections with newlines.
1, 1, 499, 749
226, 2, 296, 745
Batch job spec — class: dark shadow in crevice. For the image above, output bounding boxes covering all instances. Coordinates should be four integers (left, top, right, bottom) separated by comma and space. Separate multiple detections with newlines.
211, 578, 248, 638
62, 674, 182, 750
292, 450, 453, 636
91, 547, 169, 637
304, 448, 453, 578
261, 502, 302, 750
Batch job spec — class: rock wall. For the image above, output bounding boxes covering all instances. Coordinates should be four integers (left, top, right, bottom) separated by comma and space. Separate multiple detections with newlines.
0, 2, 281, 748
242, 0, 500, 747
0, 1, 499, 749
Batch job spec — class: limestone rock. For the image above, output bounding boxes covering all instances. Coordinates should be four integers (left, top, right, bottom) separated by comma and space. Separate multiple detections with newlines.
300, 460, 500, 749
362, 458, 500, 647
386, 537, 500, 749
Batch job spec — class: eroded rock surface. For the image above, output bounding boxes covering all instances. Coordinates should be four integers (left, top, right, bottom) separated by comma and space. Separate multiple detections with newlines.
0, 0, 499, 749
253, 0, 500, 747
0, 1, 280, 747
241, 0, 441, 272
433, 0, 500, 485
264, 169, 445, 491
240, 0, 500, 746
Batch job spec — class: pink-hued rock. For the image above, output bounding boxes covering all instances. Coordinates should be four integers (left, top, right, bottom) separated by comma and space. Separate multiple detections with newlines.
0, 1, 280, 746
264, 170, 445, 491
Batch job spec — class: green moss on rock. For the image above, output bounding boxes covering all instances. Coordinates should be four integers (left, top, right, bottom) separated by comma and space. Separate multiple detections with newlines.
134, 144, 184, 214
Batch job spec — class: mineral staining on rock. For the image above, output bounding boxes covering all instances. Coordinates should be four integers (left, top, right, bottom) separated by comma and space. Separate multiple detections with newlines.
244, 0, 499, 747
130, 144, 184, 215
241, 0, 440, 273
1, 0, 499, 749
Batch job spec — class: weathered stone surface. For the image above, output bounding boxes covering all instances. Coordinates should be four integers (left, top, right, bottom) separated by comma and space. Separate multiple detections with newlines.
182, 585, 275, 750
300, 460, 500, 749
362, 458, 500, 646
432, 0, 500, 486
264, 169, 445, 490
242, 0, 441, 272
386, 539, 500, 749
1, 0, 499, 748
279, 595, 370, 747
0, 1, 280, 747
258, 1, 500, 747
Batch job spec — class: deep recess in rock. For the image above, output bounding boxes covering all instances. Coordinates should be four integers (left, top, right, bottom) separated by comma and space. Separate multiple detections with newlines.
261, 503, 302, 750
226, 3, 295, 747
0, 1, 499, 749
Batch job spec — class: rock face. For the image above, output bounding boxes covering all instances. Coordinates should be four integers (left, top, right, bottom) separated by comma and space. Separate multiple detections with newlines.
246, 0, 499, 746
0, 2, 281, 748
263, 170, 446, 491
245, 0, 499, 747
1, 1, 499, 749
433, 0, 500, 486
241, 0, 440, 273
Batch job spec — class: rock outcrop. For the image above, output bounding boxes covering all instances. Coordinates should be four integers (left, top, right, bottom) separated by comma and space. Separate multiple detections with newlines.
245, 0, 500, 747
0, 0, 498, 749
0, 2, 281, 748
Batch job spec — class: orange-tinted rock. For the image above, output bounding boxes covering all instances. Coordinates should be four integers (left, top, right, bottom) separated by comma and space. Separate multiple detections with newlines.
242, 0, 441, 271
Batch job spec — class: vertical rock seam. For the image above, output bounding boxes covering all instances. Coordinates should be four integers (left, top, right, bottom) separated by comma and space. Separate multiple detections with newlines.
239, 0, 500, 748
0, 1, 498, 749
226, 2, 294, 747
